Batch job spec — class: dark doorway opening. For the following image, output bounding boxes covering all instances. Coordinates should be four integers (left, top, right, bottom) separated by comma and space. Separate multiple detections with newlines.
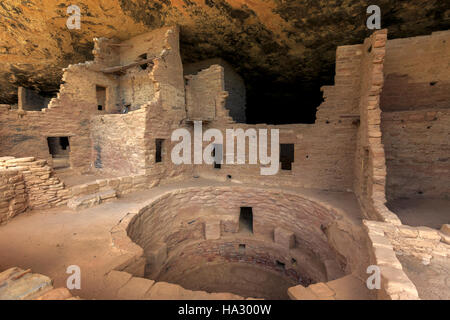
280, 144, 294, 171
139, 53, 148, 70
155, 139, 164, 163
276, 260, 286, 270
96, 85, 106, 111
47, 137, 70, 169
244, 81, 326, 124
239, 207, 253, 233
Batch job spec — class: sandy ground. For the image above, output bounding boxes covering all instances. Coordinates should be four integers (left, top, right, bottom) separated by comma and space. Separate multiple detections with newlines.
0, 178, 364, 299
387, 198, 450, 229
398, 254, 450, 300
54, 169, 118, 187
168, 262, 295, 300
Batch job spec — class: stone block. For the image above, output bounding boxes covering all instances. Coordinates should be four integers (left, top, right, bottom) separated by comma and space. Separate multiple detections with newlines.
274, 227, 295, 249
116, 277, 155, 300
205, 219, 221, 240
440, 224, 450, 236
287, 285, 318, 300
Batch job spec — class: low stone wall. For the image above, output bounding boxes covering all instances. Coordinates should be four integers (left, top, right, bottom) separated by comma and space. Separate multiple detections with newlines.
0, 156, 69, 213
364, 220, 449, 265
124, 186, 346, 282
106, 186, 381, 299
99, 270, 247, 300
0, 168, 27, 224
69, 174, 148, 198
363, 220, 422, 300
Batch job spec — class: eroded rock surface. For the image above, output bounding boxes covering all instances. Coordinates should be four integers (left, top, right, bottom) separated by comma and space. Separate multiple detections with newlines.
1, 0, 448, 120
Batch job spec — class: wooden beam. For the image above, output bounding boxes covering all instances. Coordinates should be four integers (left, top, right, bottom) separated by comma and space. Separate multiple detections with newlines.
106, 43, 133, 47
101, 57, 155, 74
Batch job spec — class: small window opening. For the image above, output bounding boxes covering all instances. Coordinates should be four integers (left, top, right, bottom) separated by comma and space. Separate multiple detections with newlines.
280, 144, 294, 171
155, 139, 164, 163
291, 258, 297, 266
239, 244, 246, 254
430, 81, 437, 86
139, 53, 148, 70
239, 207, 253, 233
212, 144, 222, 169
276, 260, 285, 270
96, 85, 106, 111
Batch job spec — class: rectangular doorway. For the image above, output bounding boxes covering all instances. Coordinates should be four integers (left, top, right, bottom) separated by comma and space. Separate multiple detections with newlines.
239, 207, 253, 233
96, 85, 106, 111
47, 136, 70, 169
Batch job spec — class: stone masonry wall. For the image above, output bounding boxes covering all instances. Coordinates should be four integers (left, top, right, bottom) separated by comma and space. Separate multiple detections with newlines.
185, 65, 225, 121
353, 30, 400, 224
0, 62, 119, 173
363, 220, 419, 300
184, 58, 246, 123
382, 109, 450, 199
90, 108, 147, 175
126, 186, 351, 286
90, 27, 190, 180
0, 167, 26, 224
381, 31, 450, 112
191, 42, 362, 191
117, 31, 168, 111
0, 156, 69, 213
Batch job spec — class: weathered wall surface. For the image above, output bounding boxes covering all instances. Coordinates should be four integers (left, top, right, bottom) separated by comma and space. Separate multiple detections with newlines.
126, 186, 347, 286
353, 30, 398, 224
90, 109, 147, 175
184, 58, 246, 123
18, 87, 51, 111
190, 40, 361, 192
0, 167, 26, 225
0, 62, 119, 173
379, 31, 450, 200
185, 65, 224, 121
0, 157, 69, 215
382, 109, 450, 199
381, 31, 450, 112
117, 31, 168, 110
363, 220, 419, 300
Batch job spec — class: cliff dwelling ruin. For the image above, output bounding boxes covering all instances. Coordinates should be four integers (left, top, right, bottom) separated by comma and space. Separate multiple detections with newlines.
0, 2, 449, 303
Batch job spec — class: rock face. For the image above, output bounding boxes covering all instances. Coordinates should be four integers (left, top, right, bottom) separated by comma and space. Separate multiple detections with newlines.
0, 1, 448, 121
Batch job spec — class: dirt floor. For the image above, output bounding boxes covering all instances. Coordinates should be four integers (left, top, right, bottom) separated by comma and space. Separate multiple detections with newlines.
0, 178, 364, 299
398, 254, 450, 300
54, 169, 117, 187
387, 198, 450, 229
164, 262, 295, 300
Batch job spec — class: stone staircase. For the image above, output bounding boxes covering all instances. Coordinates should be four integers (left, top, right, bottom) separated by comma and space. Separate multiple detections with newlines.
67, 189, 117, 210
288, 274, 374, 300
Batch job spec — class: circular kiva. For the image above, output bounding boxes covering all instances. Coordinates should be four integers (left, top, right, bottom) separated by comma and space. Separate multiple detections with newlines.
119, 186, 348, 299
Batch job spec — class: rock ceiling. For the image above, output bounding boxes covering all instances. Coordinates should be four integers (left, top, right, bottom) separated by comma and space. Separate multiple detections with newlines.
0, 0, 448, 111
